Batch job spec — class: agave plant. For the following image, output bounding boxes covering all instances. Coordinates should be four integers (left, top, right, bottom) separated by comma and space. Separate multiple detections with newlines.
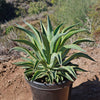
11, 16, 95, 84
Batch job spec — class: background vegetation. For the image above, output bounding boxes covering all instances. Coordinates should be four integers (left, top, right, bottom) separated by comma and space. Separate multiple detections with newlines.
0, 0, 100, 54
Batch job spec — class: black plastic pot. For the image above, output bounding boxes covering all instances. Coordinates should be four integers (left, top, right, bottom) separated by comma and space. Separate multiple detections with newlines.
26, 79, 73, 100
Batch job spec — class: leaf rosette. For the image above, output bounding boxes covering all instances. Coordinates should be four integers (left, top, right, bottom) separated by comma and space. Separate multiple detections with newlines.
11, 16, 95, 84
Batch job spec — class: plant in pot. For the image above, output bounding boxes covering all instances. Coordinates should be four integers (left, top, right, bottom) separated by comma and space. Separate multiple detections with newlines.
11, 16, 95, 100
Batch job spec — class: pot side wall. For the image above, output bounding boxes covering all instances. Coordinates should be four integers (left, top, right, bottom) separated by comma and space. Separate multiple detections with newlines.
30, 84, 72, 100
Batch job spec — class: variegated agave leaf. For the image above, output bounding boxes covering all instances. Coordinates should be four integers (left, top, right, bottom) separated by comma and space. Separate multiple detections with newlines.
11, 16, 95, 84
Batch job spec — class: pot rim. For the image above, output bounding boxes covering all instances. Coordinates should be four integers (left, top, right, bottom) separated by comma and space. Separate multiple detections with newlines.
25, 78, 73, 90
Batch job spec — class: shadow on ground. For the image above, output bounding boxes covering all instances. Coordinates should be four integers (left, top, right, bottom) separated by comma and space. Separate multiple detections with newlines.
0, 0, 18, 23
71, 75, 100, 100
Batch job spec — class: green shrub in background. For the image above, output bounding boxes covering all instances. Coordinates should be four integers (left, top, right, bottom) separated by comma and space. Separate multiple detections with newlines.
51, 0, 58, 5
28, 1, 47, 15
51, 0, 54, 4
87, 0, 100, 43
5, 26, 14, 35
88, 0, 100, 31
54, 0, 92, 25
15, 8, 27, 17
48, 0, 95, 45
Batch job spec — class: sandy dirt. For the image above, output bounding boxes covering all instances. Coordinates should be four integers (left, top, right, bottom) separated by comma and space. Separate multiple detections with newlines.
0, 47, 100, 100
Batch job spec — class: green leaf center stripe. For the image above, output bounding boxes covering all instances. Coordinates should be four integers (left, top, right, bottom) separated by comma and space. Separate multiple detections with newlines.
32, 70, 46, 81
13, 39, 43, 60
62, 23, 80, 33
15, 25, 40, 47
73, 39, 94, 44
10, 47, 37, 60
15, 24, 46, 61
40, 21, 47, 36
24, 21, 42, 43
63, 52, 95, 65
63, 44, 86, 52
13, 62, 34, 67
54, 23, 63, 35
61, 29, 88, 46
50, 31, 70, 53
53, 66, 77, 79
13, 39, 38, 52
49, 52, 62, 68
47, 16, 53, 42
